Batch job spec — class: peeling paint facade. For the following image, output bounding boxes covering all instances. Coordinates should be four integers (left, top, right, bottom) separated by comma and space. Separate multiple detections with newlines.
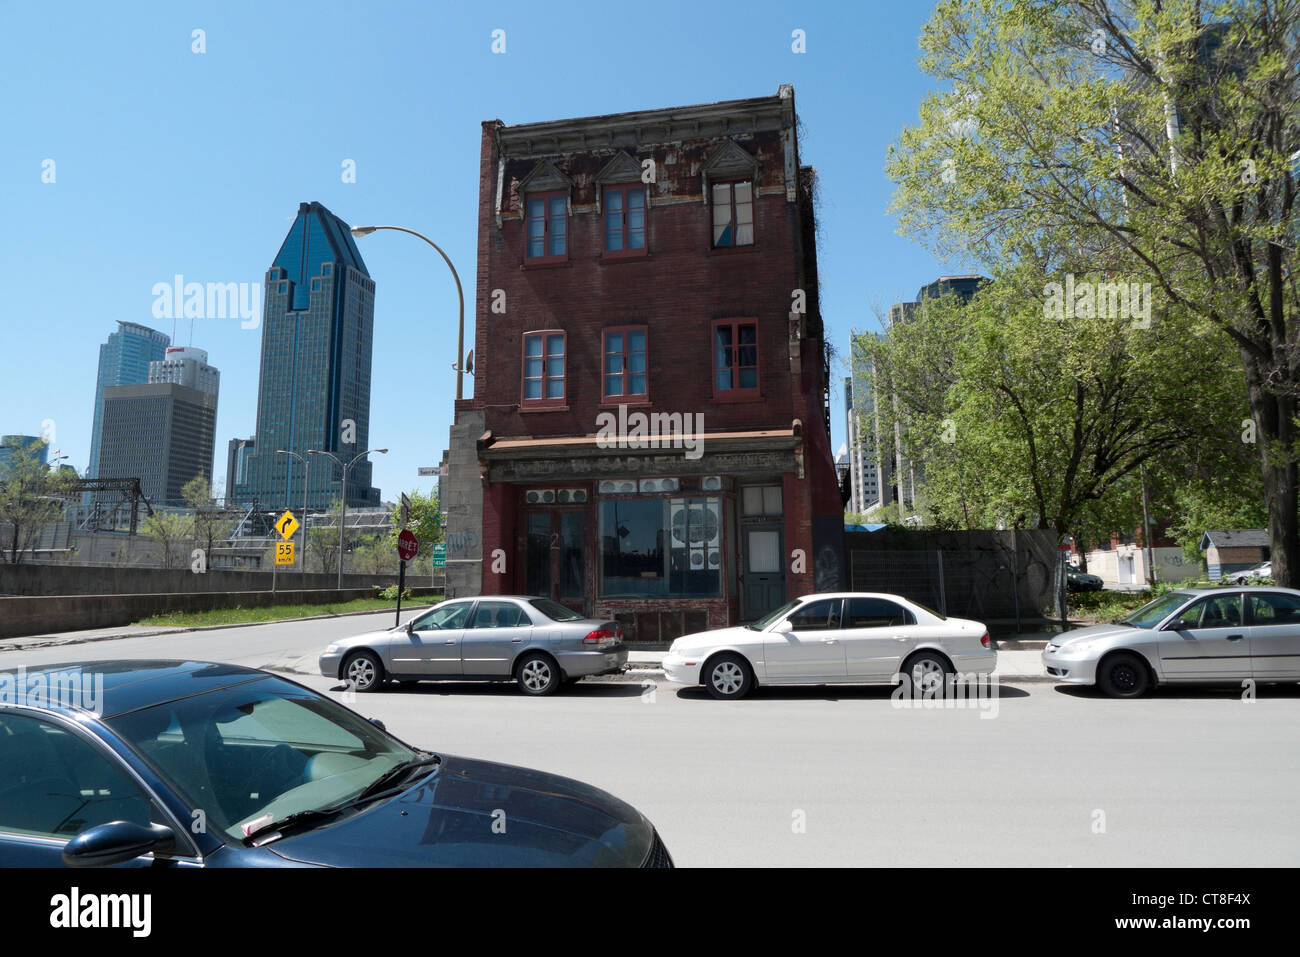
444, 85, 843, 642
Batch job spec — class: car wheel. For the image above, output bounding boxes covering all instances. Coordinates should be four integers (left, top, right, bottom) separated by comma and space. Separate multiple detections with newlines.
1097, 652, 1150, 698
704, 653, 753, 700
343, 650, 384, 693
900, 651, 953, 698
516, 653, 560, 696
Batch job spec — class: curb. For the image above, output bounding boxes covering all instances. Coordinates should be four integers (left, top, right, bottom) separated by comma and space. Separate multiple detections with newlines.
0, 603, 438, 653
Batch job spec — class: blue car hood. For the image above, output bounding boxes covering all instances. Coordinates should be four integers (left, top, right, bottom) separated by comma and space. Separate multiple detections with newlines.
262, 754, 655, 867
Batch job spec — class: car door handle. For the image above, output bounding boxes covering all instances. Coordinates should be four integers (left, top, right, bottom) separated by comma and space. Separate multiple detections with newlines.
1227, 634, 1245, 641
511, 637, 523, 643
444, 639, 456, 645
822, 637, 839, 645
893, 636, 907, 641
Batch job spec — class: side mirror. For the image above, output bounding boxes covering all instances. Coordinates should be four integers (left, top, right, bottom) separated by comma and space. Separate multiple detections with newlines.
772, 620, 794, 635
1165, 618, 1196, 631
62, 821, 176, 868
405, 620, 415, 634
369, 717, 387, 732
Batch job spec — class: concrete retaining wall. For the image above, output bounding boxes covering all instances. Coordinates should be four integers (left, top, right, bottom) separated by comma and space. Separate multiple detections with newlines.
0, 564, 401, 597
0, 587, 442, 640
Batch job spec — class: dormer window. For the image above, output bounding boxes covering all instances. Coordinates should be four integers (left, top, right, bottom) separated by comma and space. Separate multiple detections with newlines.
526, 192, 568, 262
711, 181, 753, 247
604, 185, 646, 256
518, 160, 573, 265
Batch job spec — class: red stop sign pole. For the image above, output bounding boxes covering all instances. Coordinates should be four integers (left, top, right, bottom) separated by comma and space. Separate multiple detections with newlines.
396, 531, 419, 626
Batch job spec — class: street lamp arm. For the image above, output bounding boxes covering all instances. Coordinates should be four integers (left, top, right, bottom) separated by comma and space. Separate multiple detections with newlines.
351, 224, 466, 400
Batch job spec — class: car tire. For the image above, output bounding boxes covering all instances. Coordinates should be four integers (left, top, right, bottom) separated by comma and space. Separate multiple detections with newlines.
516, 653, 560, 696
704, 653, 754, 700
1097, 652, 1151, 698
343, 650, 385, 693
900, 650, 953, 699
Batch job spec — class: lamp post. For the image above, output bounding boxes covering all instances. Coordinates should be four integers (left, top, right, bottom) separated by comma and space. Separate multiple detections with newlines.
276, 449, 309, 576
308, 447, 387, 588
349, 224, 466, 401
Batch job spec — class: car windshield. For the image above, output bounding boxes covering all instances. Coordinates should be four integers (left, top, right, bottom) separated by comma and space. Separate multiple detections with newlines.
1119, 591, 1191, 629
748, 599, 803, 630
108, 676, 417, 842
528, 598, 584, 622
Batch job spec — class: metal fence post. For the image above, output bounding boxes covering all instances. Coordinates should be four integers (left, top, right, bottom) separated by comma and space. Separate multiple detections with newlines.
1010, 530, 1021, 634
936, 549, 947, 618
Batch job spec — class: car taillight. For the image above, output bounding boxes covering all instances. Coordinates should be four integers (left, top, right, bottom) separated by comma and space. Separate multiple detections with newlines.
980, 633, 991, 648
583, 629, 619, 647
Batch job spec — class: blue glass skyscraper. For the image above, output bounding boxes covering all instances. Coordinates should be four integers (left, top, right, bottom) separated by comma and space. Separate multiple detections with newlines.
235, 202, 379, 510
86, 321, 171, 479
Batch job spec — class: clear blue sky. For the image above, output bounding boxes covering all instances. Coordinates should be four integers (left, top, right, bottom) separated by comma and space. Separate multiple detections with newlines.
0, 0, 974, 504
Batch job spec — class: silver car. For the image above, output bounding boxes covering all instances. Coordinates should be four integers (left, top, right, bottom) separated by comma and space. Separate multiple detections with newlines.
1042, 586, 1300, 697
319, 596, 627, 696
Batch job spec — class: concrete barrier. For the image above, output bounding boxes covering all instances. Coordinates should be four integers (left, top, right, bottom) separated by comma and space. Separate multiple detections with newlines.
0, 587, 443, 639
0, 564, 416, 598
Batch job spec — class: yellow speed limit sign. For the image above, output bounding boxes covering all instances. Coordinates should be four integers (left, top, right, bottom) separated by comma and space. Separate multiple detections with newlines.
275, 541, 295, 566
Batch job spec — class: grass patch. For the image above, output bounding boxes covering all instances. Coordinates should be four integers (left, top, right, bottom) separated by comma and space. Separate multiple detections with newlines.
136, 596, 442, 628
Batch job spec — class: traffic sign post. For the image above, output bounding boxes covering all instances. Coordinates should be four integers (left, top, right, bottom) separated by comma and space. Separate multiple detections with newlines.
395, 530, 419, 626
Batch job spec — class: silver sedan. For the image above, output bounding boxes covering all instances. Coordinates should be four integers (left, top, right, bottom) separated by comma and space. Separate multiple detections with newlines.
1042, 586, 1300, 697
319, 596, 627, 696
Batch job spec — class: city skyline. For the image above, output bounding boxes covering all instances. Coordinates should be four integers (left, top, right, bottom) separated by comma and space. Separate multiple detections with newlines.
0, 2, 971, 506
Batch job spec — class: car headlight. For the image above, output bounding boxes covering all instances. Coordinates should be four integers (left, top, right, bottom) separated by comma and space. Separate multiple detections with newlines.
1061, 640, 1098, 655
324, 643, 342, 654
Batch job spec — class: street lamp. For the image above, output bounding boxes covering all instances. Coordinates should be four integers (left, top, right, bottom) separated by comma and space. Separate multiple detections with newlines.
349, 224, 467, 401
276, 449, 309, 576
308, 447, 388, 588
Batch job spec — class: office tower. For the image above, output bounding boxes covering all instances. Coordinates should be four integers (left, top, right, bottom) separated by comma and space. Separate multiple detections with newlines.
236, 202, 380, 510
86, 321, 171, 479
149, 346, 220, 396
97, 382, 218, 505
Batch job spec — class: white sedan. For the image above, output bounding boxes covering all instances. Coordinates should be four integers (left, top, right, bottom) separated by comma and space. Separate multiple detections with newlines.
662, 592, 995, 699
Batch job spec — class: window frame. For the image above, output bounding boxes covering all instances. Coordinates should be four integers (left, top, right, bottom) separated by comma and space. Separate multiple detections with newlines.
710, 179, 755, 249
523, 190, 569, 264
0, 709, 200, 860
602, 184, 648, 259
711, 318, 761, 400
521, 330, 568, 409
602, 325, 649, 402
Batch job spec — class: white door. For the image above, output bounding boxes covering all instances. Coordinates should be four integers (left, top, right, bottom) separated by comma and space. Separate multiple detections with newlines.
763, 598, 847, 679
840, 597, 918, 678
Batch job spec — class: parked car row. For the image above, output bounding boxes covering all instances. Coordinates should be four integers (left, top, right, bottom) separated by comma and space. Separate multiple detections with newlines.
7, 584, 1299, 868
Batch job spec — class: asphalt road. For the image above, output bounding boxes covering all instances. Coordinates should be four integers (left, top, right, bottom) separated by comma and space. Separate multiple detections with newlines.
3, 612, 1297, 867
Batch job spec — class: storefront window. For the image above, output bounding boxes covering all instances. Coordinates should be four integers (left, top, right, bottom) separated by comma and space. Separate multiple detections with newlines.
600, 497, 722, 598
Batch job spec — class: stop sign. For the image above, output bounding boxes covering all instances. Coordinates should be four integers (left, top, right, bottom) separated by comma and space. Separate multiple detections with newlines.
397, 529, 418, 562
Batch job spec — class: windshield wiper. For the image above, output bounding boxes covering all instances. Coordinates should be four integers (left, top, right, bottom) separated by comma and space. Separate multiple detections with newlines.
351, 753, 441, 805
243, 753, 441, 844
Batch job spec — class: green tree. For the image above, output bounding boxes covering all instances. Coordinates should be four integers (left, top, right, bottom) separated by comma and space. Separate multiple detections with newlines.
182, 475, 233, 565
887, 0, 1300, 581
307, 498, 342, 574
863, 265, 1245, 537
386, 490, 443, 556
141, 511, 194, 569
0, 438, 74, 564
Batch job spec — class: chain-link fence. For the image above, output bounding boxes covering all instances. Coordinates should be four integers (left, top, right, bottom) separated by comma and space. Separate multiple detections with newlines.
846, 528, 1064, 629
